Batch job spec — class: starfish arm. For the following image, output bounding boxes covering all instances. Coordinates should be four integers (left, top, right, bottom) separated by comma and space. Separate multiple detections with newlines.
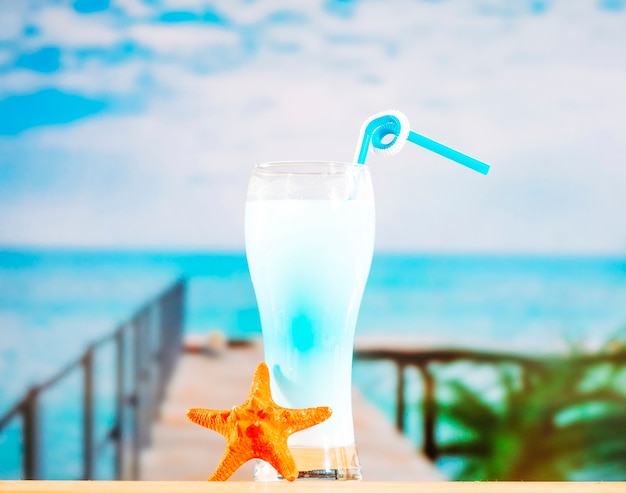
285, 406, 332, 433
248, 362, 273, 405
208, 439, 255, 481
264, 439, 299, 482
186, 408, 231, 435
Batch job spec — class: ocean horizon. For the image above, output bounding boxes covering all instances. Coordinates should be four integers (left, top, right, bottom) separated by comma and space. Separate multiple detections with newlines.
1, 248, 626, 478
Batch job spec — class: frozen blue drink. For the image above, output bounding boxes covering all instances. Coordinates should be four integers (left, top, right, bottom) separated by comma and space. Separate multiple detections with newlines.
245, 162, 374, 480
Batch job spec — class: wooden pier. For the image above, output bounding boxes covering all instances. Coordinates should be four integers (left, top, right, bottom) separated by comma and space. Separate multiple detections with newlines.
140, 339, 445, 481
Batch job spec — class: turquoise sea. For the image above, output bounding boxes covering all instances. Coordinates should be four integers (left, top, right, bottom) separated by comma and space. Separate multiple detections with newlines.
1, 250, 626, 478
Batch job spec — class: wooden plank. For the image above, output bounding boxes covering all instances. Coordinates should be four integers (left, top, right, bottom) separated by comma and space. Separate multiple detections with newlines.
1, 481, 625, 493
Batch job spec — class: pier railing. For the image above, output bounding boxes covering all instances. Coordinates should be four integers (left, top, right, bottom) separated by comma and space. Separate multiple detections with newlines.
0, 279, 186, 480
354, 345, 626, 463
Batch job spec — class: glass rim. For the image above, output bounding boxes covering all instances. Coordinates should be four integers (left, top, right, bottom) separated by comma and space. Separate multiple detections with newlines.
254, 161, 370, 173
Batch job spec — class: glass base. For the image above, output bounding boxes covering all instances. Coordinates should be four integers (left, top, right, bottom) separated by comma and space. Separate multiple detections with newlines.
253, 445, 362, 481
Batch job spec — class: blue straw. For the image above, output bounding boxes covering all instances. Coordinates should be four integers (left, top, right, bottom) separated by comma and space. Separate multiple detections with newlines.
407, 131, 490, 175
355, 115, 402, 165
355, 111, 490, 175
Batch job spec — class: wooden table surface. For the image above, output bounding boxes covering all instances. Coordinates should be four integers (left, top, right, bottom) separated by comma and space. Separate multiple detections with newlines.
1, 482, 624, 493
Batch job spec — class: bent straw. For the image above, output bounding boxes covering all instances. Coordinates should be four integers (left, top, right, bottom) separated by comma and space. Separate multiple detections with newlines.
354, 112, 409, 164
407, 131, 490, 175
354, 111, 490, 175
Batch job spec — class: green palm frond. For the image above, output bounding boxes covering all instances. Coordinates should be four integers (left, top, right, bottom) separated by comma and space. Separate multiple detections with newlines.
431, 345, 626, 481
550, 413, 626, 449
439, 379, 499, 428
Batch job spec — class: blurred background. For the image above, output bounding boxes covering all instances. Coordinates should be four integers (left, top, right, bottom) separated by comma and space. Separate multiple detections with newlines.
1, 0, 625, 482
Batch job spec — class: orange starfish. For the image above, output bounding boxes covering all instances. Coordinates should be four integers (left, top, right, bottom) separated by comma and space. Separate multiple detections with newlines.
186, 361, 332, 481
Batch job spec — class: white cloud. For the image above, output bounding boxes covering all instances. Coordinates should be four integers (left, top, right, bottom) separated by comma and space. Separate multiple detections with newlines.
53, 59, 152, 94
1, 0, 625, 253
33, 5, 121, 47
113, 0, 154, 17
0, 165, 247, 250
0, 48, 12, 66
0, 70, 48, 97
214, 0, 319, 25
128, 23, 240, 56
0, 7, 24, 41
159, 0, 217, 10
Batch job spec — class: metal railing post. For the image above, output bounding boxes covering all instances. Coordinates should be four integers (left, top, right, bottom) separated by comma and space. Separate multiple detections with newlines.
148, 305, 159, 429
155, 300, 166, 419
82, 346, 95, 479
130, 315, 141, 480
420, 365, 437, 461
22, 386, 41, 480
395, 361, 406, 433
115, 328, 125, 480
141, 308, 154, 449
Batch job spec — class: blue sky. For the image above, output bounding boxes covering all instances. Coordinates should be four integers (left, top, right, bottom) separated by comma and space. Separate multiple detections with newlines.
0, 0, 625, 253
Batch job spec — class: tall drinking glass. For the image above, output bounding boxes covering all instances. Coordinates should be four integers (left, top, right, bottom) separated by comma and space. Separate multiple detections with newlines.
245, 162, 375, 481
